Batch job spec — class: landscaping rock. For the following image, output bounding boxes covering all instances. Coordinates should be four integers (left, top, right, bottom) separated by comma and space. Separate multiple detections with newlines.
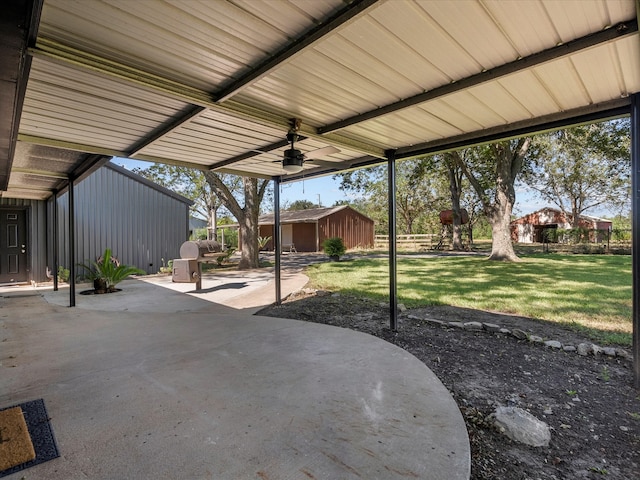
529, 335, 544, 344
499, 328, 511, 335
512, 329, 528, 340
577, 343, 591, 356
398, 303, 407, 312
483, 323, 501, 333
591, 344, 603, 356
563, 345, 576, 352
424, 318, 445, 326
464, 321, 483, 330
544, 340, 562, 349
616, 349, 633, 361
448, 321, 465, 329
603, 347, 617, 357
490, 406, 551, 447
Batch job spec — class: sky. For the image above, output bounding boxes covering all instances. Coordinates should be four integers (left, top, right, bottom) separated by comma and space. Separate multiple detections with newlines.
111, 157, 614, 219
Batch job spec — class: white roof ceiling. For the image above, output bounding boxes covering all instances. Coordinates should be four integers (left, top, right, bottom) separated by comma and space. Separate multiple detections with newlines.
2, 0, 639, 199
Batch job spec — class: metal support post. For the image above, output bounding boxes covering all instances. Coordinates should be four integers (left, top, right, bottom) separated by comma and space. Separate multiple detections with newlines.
53, 192, 59, 291
274, 178, 282, 305
387, 151, 398, 331
68, 177, 76, 307
631, 93, 640, 388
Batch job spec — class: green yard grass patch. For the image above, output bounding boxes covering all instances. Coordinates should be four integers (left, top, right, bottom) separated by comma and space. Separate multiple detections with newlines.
307, 254, 632, 345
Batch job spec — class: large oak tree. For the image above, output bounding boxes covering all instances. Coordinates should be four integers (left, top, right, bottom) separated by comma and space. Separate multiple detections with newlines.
452, 138, 535, 261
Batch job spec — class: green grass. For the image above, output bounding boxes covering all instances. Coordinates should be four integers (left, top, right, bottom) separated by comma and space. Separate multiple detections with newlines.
307, 254, 632, 345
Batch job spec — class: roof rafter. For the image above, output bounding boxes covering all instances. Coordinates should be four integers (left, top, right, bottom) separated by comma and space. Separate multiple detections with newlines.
318, 19, 639, 135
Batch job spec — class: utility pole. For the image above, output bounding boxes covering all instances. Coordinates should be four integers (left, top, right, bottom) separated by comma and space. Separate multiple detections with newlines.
317, 194, 321, 207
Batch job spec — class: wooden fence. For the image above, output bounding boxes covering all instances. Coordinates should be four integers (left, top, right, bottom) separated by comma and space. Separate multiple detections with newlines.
374, 234, 438, 250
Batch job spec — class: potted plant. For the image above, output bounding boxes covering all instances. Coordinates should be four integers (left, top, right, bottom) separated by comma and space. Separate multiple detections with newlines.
322, 237, 346, 261
79, 248, 145, 293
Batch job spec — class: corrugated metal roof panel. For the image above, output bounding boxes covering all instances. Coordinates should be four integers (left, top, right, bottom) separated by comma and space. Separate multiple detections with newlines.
21, 58, 191, 154
1, 0, 638, 199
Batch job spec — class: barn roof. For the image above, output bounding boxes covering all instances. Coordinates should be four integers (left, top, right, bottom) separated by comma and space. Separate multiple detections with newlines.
2, 0, 639, 201
259, 205, 371, 225
512, 207, 613, 224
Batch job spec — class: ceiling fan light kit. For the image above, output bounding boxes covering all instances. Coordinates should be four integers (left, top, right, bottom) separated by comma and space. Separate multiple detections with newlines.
282, 148, 304, 173
274, 118, 341, 174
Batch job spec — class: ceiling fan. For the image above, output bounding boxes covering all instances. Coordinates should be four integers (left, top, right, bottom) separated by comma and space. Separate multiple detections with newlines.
276, 118, 340, 174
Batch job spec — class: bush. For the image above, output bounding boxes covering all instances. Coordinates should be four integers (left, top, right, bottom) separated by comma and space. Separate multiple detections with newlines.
322, 237, 346, 259
57, 266, 70, 283
79, 248, 145, 293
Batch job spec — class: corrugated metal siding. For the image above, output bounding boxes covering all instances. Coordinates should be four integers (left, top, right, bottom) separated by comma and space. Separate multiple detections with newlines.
0, 198, 49, 283
57, 167, 190, 276
319, 209, 374, 251
292, 223, 317, 252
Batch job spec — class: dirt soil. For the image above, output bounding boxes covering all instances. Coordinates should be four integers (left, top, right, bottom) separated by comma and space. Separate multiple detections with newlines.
259, 291, 640, 480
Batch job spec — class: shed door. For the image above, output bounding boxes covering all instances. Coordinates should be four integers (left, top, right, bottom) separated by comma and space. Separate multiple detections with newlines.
0, 209, 29, 284
282, 224, 293, 246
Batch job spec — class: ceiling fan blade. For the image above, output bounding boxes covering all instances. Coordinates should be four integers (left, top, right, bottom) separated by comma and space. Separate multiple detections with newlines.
305, 159, 341, 168
304, 145, 340, 160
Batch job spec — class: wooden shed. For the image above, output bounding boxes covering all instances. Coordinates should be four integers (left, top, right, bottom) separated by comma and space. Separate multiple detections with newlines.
258, 206, 374, 252
510, 207, 612, 243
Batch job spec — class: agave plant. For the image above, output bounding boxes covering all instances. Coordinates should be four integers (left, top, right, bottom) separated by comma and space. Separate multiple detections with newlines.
79, 248, 145, 293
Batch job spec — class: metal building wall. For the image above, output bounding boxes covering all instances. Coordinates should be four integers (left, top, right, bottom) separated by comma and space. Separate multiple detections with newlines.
319, 209, 375, 250
0, 198, 49, 283
57, 166, 190, 276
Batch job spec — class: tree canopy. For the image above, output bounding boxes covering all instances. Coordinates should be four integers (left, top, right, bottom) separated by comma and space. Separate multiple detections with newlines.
521, 119, 630, 224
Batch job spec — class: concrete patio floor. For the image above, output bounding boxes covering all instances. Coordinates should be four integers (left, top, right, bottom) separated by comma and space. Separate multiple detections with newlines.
0, 266, 470, 479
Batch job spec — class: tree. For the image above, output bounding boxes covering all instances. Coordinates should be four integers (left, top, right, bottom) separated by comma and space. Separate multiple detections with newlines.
203, 172, 270, 270
285, 199, 318, 211
337, 160, 443, 235
452, 138, 535, 261
521, 120, 630, 226
412, 154, 469, 250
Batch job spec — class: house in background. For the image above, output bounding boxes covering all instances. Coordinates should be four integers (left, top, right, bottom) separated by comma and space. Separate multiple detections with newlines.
0, 162, 192, 285
189, 217, 208, 239
510, 207, 612, 243
258, 206, 375, 252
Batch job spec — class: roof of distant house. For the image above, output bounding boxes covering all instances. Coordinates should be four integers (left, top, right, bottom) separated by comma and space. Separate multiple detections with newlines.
512, 207, 612, 224
259, 205, 372, 224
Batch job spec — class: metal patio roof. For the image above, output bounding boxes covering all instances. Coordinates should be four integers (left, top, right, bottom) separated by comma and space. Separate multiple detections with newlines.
2, 0, 640, 200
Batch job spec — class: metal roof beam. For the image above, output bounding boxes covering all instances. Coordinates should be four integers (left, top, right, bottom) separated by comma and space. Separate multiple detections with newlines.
126, 105, 206, 157
29, 38, 384, 160
280, 98, 632, 183
318, 19, 639, 135
213, 0, 380, 103
394, 98, 631, 160
208, 136, 307, 170
0, 0, 43, 190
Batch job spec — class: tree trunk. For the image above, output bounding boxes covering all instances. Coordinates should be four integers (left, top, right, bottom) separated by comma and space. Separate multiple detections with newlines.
209, 206, 218, 241
448, 164, 464, 251
487, 204, 518, 261
487, 155, 520, 261
203, 173, 269, 270
238, 213, 259, 269
235, 178, 262, 269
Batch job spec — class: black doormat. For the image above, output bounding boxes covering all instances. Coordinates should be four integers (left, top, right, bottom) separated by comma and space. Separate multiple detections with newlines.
0, 399, 59, 478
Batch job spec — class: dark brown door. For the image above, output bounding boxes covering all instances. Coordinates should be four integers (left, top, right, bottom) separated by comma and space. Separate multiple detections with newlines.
0, 209, 29, 284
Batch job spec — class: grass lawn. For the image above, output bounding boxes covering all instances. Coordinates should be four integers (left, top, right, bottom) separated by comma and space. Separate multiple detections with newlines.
306, 253, 632, 345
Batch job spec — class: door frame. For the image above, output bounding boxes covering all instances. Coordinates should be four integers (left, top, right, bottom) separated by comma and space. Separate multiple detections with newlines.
0, 206, 31, 284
